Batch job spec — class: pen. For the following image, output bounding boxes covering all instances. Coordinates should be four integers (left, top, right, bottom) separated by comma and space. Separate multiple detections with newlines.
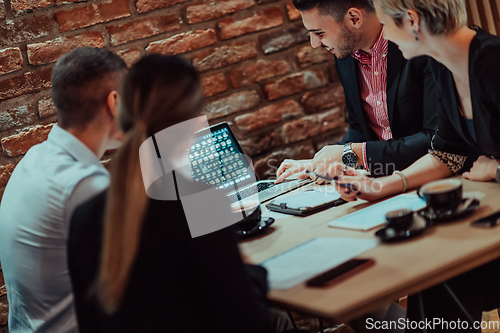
306, 171, 358, 192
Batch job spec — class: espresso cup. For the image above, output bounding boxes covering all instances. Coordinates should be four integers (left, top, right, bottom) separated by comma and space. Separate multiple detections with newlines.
385, 208, 413, 231
232, 200, 262, 232
418, 179, 463, 210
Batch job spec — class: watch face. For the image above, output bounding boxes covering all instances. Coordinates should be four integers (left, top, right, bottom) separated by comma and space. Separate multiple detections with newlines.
342, 152, 357, 168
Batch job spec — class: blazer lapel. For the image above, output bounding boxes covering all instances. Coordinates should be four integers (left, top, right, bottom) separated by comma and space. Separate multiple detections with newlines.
386, 42, 404, 129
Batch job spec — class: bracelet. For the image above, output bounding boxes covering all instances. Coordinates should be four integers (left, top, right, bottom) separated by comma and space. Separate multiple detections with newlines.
393, 171, 408, 193
496, 163, 500, 184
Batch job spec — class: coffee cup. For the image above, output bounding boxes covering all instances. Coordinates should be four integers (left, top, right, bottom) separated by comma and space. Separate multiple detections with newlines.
232, 200, 262, 232
385, 208, 413, 231
418, 179, 462, 210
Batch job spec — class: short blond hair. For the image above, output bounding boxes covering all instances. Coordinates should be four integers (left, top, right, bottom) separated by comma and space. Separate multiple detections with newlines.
376, 0, 467, 35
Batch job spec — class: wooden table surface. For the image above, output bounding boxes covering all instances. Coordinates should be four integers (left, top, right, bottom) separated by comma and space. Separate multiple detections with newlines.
239, 178, 500, 323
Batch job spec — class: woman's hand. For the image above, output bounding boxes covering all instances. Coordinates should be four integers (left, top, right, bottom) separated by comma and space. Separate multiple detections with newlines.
325, 163, 394, 202
463, 156, 500, 182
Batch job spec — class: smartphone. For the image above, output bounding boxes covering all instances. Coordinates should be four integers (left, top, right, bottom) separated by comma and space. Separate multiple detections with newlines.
306, 171, 358, 192
306, 259, 375, 287
471, 211, 500, 228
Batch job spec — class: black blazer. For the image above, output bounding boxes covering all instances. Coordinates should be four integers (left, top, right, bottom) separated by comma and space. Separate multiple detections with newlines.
431, 27, 500, 166
336, 42, 438, 175
68, 187, 273, 333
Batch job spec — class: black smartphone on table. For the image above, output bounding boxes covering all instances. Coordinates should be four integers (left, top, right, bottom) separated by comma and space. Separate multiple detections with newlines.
306, 258, 375, 287
471, 211, 500, 228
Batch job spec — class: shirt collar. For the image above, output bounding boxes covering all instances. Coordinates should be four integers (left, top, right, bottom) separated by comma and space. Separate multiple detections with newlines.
351, 28, 388, 63
48, 124, 108, 172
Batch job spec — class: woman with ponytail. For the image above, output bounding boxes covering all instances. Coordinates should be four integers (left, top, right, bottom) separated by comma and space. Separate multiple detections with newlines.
67, 55, 290, 333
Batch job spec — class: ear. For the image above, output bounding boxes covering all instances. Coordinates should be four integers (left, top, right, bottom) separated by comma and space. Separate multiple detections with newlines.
406, 9, 421, 32
345, 7, 363, 28
106, 90, 119, 119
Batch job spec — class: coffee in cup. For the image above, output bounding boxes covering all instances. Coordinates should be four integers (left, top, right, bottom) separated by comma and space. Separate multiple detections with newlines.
385, 208, 413, 231
418, 179, 462, 210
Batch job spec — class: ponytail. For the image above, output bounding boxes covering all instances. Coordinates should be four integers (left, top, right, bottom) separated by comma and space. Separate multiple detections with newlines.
97, 125, 149, 313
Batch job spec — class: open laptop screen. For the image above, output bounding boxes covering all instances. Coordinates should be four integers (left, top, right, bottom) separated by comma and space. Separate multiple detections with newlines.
188, 123, 256, 191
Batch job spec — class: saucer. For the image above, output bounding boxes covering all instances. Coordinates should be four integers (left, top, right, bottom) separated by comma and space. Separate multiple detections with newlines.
418, 198, 480, 224
375, 214, 428, 242
235, 217, 275, 239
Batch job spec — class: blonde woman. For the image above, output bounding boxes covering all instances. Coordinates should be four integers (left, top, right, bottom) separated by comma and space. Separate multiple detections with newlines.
326, 0, 500, 330
67, 55, 295, 333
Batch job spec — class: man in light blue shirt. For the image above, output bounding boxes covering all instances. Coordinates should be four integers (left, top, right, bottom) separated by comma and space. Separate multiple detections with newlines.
0, 47, 127, 332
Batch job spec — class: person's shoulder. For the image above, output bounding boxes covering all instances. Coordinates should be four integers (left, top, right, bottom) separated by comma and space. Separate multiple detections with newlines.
470, 27, 500, 74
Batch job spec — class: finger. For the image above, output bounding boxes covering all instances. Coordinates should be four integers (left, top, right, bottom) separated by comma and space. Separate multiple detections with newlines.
275, 166, 303, 184
335, 183, 358, 201
276, 162, 292, 178
326, 163, 345, 177
297, 170, 311, 180
314, 163, 327, 175
462, 172, 470, 180
316, 177, 326, 185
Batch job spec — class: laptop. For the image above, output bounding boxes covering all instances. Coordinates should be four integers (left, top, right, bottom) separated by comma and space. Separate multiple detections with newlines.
188, 122, 311, 203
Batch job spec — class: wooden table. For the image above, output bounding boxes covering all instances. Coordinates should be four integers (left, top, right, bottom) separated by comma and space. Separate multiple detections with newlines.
239, 178, 500, 323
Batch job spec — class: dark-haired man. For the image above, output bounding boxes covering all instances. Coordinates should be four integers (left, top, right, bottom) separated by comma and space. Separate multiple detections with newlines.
276, 0, 437, 183
0, 47, 127, 332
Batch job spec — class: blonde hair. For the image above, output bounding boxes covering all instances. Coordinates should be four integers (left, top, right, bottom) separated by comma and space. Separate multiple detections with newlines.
97, 55, 204, 313
376, 0, 467, 35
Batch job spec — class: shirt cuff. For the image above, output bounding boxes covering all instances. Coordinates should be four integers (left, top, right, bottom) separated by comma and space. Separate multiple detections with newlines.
362, 142, 369, 174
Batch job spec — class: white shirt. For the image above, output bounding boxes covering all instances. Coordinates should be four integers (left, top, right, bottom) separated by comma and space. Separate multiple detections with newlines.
0, 125, 110, 332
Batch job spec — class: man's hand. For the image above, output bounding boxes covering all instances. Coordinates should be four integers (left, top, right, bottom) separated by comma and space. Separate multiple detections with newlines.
463, 156, 500, 182
275, 145, 345, 184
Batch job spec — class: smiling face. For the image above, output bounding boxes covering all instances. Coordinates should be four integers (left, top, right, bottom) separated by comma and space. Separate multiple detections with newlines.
372, 0, 424, 59
300, 7, 360, 60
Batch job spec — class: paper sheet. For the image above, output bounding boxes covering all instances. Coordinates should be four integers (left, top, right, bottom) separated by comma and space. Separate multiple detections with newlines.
261, 237, 379, 290
328, 193, 426, 231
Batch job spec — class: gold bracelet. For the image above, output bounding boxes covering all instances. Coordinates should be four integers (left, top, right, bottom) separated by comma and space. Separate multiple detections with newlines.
393, 170, 407, 193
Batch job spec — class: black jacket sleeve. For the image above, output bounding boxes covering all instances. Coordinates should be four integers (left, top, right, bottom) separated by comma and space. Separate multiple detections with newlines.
365, 56, 438, 175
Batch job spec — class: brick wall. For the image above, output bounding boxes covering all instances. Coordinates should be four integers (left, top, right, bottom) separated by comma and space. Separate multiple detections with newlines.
0, 0, 347, 328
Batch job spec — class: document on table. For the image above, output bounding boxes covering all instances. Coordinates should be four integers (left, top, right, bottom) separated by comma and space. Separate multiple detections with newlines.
328, 193, 426, 231
261, 237, 379, 290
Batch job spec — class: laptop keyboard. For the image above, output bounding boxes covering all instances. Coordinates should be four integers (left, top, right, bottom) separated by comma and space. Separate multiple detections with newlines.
228, 182, 276, 204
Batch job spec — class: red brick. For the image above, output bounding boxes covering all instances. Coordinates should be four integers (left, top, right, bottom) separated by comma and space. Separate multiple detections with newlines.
202, 73, 227, 97
135, 0, 188, 13
0, 162, 18, 188
55, 0, 131, 33
264, 68, 328, 100
187, 0, 254, 24
0, 105, 36, 131
281, 107, 345, 144
254, 143, 315, 179
117, 48, 142, 67
235, 100, 301, 132
218, 7, 283, 40
146, 29, 216, 56
1, 123, 54, 157
10, 0, 80, 12
107, 13, 181, 46
286, 1, 301, 20
297, 45, 332, 68
0, 68, 52, 102
240, 131, 281, 156
0, 48, 23, 76
0, 0, 5, 19
301, 82, 345, 114
0, 15, 52, 46
228, 59, 290, 88
192, 41, 257, 72
259, 24, 309, 54
27, 32, 104, 66
202, 90, 260, 120
38, 97, 56, 118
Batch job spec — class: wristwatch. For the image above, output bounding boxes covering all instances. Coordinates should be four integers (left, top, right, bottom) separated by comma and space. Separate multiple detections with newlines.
496, 162, 500, 183
342, 142, 358, 168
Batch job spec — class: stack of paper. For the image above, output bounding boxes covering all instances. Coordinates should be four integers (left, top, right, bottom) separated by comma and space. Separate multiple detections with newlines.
327, 193, 426, 231
261, 237, 379, 289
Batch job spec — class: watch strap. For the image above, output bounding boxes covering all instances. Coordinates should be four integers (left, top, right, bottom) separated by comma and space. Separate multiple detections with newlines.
496, 163, 500, 183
